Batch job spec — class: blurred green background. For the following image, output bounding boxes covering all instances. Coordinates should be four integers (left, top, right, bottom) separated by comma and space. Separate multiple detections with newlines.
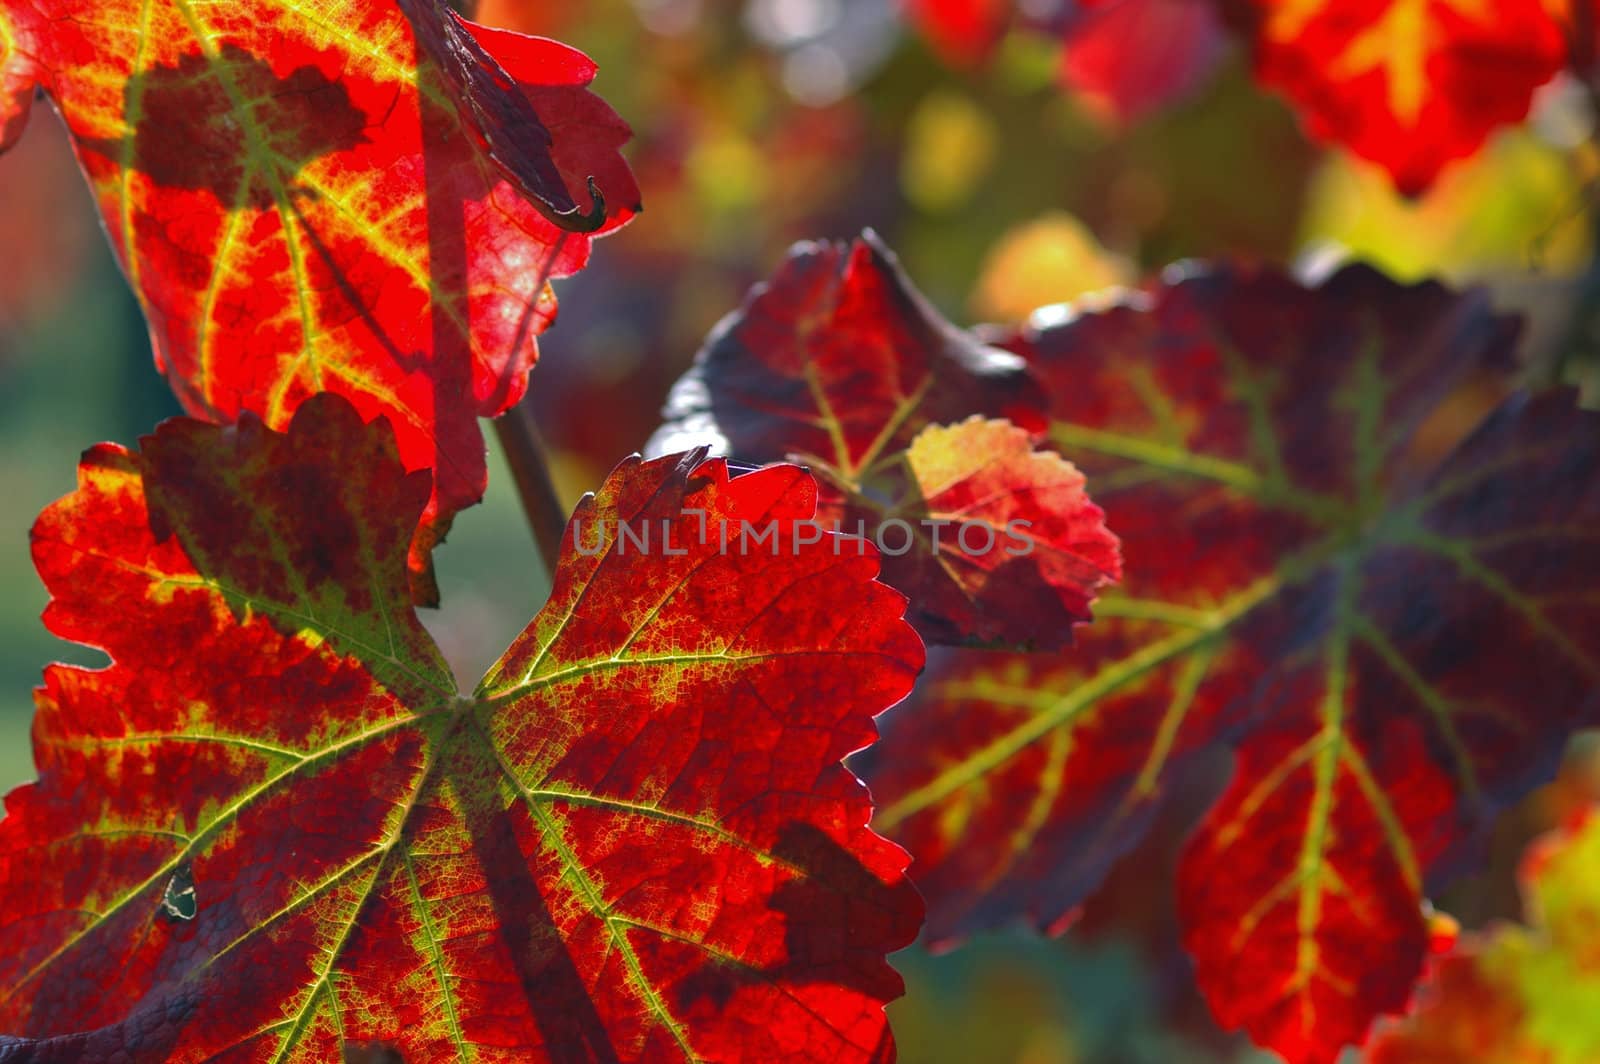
3, 1, 1599, 1059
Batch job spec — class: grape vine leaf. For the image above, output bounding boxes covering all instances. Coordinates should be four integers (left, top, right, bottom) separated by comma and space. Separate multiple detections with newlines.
0, 4, 37, 151
1231, 0, 1574, 195
905, 0, 1225, 121
857, 416, 1122, 648
0, 0, 640, 603
649, 231, 1119, 650
911, 0, 1572, 186
1, 393, 925, 1062
1369, 808, 1600, 1064
905, 0, 1009, 66
854, 263, 1600, 1062
1055, 0, 1228, 123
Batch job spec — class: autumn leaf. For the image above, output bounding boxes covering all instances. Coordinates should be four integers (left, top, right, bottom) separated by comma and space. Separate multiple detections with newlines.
1178, 386, 1600, 1064
0, 3, 37, 151
1231, 0, 1574, 195
1368, 809, 1600, 1064
1, 393, 924, 1062
0, 0, 640, 602
911, 0, 1570, 183
905, 0, 1011, 66
856, 417, 1122, 647
904, 0, 1225, 121
1058, 0, 1228, 123
650, 232, 1044, 472
855, 262, 1600, 1063
969, 212, 1134, 323
650, 231, 1119, 649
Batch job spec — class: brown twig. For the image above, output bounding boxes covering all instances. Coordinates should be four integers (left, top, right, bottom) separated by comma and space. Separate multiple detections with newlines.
494, 399, 570, 579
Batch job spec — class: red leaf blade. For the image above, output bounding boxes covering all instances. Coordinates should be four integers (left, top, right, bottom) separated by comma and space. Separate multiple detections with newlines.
3, 395, 925, 1062
652, 232, 1120, 649
654, 231, 1043, 474
0, 3, 39, 151
1061, 0, 1228, 123
842, 416, 1121, 648
859, 263, 1600, 1062
1238, 0, 1571, 194
1181, 388, 1600, 1061
8, 0, 639, 601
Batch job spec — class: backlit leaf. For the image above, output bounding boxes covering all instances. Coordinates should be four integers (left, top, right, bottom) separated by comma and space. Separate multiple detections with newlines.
1234, 0, 1573, 195
834, 416, 1121, 648
904, 0, 1226, 121
855, 263, 1600, 1062
0, 2, 37, 151
650, 231, 1120, 649
906, 0, 1010, 66
910, 0, 1571, 185
1180, 385, 1600, 1058
1368, 809, 1600, 1064
969, 212, 1134, 323
1, 0, 639, 601
1298, 128, 1595, 282
0, 393, 924, 1062
1058, 0, 1228, 124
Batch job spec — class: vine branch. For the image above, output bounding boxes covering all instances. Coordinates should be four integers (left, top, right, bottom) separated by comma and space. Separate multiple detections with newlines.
494, 399, 570, 579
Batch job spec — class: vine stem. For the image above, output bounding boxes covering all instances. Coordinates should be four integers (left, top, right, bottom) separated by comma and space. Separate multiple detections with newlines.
494, 399, 569, 580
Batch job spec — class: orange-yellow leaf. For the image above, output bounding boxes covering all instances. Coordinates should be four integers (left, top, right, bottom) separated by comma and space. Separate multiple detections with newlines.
1239, 0, 1572, 195
1370, 809, 1600, 1064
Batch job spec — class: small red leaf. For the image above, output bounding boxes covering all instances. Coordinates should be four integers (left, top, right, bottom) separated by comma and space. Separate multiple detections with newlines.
2, 394, 925, 1062
3, 0, 639, 602
905, 0, 1011, 66
1061, 0, 1228, 123
653, 232, 1120, 649
829, 416, 1121, 648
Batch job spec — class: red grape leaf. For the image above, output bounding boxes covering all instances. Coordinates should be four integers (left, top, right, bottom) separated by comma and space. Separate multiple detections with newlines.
650, 231, 1119, 650
1180, 387, 1600, 1063
0, 3, 38, 151
651, 232, 1045, 474
1061, 0, 1228, 123
2, 0, 639, 603
858, 263, 1516, 941
1233, 0, 1573, 195
404, 0, 608, 230
905, 0, 1010, 65
1368, 808, 1600, 1064
856, 263, 1600, 1061
822, 416, 1121, 648
905, 0, 1224, 121
2, 393, 924, 1062
912, 0, 1568, 177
